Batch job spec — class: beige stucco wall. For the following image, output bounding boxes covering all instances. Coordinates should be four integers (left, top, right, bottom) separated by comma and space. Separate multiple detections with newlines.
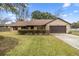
46, 19, 71, 33
9, 27, 13, 31
18, 27, 21, 30
34, 27, 37, 30
9, 26, 21, 31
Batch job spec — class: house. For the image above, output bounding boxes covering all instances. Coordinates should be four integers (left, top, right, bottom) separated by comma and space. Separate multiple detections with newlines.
8, 18, 71, 33
8, 20, 29, 31
0, 24, 10, 31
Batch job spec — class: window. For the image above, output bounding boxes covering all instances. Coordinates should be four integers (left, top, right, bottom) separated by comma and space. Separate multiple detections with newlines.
37, 26, 45, 30
21, 26, 28, 29
31, 26, 34, 29
13, 27, 18, 30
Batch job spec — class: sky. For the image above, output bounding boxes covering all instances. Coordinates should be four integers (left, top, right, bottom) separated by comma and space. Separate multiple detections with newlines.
28, 3, 79, 23
1, 3, 79, 23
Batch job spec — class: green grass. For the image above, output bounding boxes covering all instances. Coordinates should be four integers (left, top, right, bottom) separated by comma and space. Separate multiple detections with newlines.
0, 32, 79, 56
0, 35, 18, 56
71, 31, 79, 36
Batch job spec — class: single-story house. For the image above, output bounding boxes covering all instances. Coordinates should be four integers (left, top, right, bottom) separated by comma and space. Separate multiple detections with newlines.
8, 18, 71, 33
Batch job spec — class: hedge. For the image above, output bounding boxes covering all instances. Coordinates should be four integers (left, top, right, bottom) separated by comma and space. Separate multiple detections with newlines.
18, 29, 49, 35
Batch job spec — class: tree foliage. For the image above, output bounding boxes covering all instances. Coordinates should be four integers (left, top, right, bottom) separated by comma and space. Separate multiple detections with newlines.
72, 21, 79, 28
32, 10, 57, 19
0, 3, 28, 20
0, 3, 28, 24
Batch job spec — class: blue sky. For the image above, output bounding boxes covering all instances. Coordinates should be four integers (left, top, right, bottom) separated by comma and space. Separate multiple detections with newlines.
28, 3, 79, 23
1, 3, 79, 23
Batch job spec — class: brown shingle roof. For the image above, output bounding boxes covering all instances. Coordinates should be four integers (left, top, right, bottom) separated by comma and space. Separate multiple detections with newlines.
26, 19, 53, 26
9, 19, 71, 26
10, 20, 29, 26
9, 19, 54, 26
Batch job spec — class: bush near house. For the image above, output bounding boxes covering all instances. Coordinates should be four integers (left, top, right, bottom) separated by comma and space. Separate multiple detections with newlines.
18, 29, 27, 35
18, 29, 49, 35
68, 31, 73, 34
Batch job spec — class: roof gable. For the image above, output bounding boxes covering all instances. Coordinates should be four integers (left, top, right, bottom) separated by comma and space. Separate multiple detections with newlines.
45, 18, 71, 25
56, 18, 71, 25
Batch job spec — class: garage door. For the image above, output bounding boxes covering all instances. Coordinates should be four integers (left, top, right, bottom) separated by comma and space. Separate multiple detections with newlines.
50, 26, 66, 33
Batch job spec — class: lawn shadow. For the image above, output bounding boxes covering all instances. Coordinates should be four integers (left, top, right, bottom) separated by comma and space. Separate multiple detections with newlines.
0, 36, 18, 56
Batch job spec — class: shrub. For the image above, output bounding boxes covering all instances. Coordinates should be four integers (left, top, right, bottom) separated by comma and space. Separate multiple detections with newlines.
18, 29, 49, 35
68, 31, 72, 34
18, 29, 27, 35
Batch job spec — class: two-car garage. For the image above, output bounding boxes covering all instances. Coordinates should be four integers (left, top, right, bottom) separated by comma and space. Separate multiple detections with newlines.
49, 26, 66, 33
46, 19, 71, 33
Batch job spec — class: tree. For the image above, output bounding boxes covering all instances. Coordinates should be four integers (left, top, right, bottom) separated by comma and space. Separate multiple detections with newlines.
0, 3, 28, 20
72, 21, 79, 28
32, 10, 57, 19
0, 3, 28, 24
32, 10, 42, 19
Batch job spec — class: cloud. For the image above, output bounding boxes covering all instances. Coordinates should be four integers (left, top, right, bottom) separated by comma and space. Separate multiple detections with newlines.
74, 10, 79, 13
61, 14, 68, 17
6, 22, 12, 24
63, 3, 71, 8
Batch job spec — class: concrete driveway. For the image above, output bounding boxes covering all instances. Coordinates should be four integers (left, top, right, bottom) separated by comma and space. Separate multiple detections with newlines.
54, 34, 79, 49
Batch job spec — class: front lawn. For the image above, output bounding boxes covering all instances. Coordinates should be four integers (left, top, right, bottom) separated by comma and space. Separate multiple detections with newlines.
0, 32, 79, 56
0, 35, 18, 56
